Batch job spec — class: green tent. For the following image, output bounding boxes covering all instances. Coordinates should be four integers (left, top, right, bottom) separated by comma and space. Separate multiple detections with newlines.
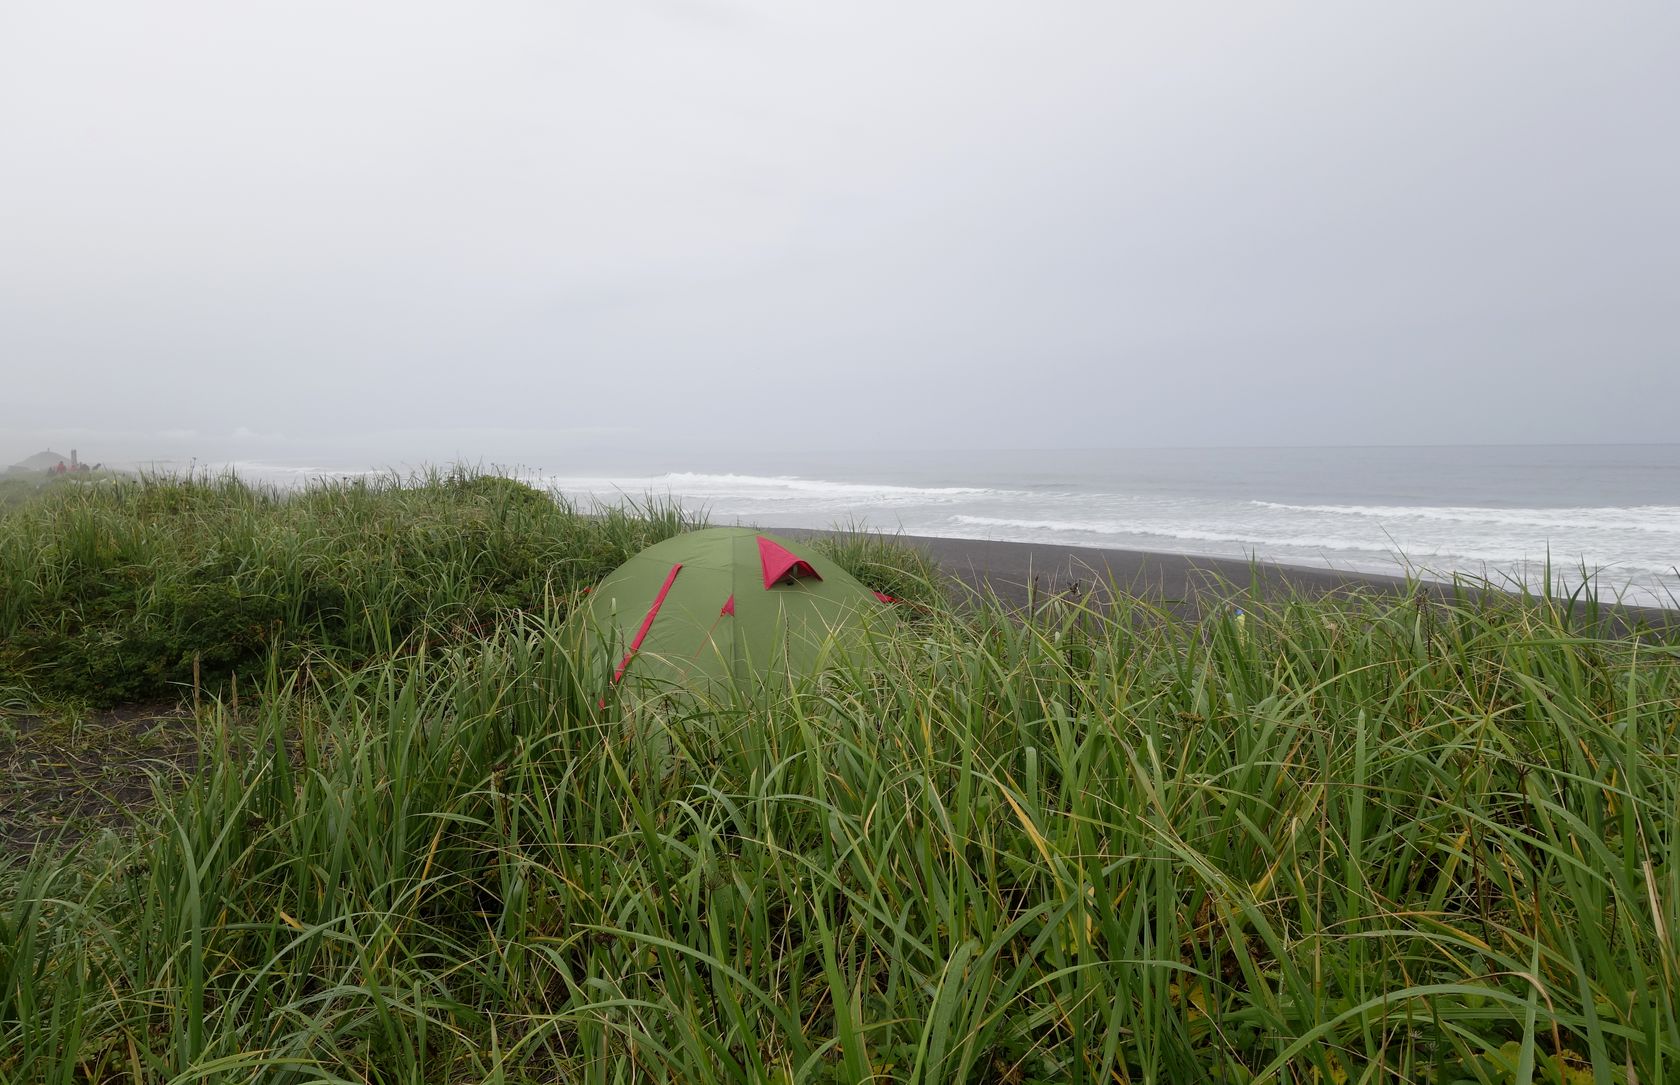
579, 527, 890, 699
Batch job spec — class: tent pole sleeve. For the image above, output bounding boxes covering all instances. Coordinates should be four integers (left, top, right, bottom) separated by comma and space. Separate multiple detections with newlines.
613, 563, 683, 684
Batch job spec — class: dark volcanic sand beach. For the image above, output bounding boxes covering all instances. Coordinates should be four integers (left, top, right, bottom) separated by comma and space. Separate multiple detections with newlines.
898, 533, 1410, 611
782, 529, 1679, 626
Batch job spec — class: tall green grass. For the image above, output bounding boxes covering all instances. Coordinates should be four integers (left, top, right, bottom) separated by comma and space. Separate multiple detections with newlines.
807, 524, 945, 613
4, 579, 1676, 1081
0, 471, 701, 703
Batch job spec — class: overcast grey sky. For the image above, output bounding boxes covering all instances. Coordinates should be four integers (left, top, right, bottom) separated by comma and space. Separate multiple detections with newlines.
3, 2, 1676, 467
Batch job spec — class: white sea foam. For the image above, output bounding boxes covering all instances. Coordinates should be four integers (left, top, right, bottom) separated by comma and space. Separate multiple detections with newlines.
950, 514, 1127, 534
223, 460, 381, 480
1251, 501, 1680, 534
955, 514, 1449, 556
543, 471, 1007, 504
658, 472, 998, 497
950, 515, 1680, 576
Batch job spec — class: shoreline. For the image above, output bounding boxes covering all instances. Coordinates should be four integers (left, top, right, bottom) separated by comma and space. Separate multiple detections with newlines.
779, 528, 1680, 625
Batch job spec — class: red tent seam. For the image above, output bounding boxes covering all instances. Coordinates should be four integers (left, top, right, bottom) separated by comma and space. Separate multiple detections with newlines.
612, 563, 683, 683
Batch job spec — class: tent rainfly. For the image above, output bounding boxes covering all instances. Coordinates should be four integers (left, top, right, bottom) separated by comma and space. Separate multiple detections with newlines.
579, 527, 892, 698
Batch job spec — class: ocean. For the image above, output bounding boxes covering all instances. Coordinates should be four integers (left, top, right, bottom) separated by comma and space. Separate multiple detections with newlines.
222, 444, 1680, 608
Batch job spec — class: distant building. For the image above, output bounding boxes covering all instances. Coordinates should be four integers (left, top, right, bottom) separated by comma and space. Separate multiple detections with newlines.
6, 450, 85, 474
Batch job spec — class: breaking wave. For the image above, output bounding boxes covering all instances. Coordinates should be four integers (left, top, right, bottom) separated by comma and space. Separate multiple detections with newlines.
660, 472, 997, 497
545, 471, 1008, 503
1250, 501, 1680, 534
954, 514, 1450, 556
949, 515, 1680, 576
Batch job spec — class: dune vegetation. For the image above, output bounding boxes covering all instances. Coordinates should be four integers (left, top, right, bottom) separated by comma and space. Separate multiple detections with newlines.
2, 473, 1677, 1083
